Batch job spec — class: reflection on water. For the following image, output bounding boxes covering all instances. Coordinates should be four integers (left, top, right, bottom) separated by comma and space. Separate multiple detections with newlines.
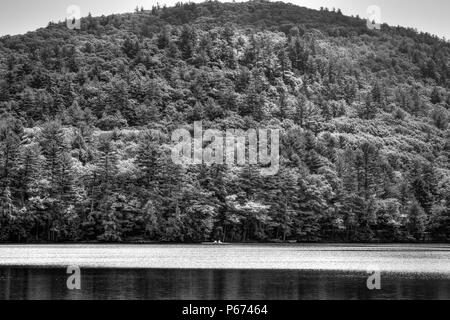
0, 268, 449, 300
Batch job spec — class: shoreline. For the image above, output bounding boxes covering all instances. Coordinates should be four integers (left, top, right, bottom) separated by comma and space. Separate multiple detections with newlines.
0, 242, 449, 247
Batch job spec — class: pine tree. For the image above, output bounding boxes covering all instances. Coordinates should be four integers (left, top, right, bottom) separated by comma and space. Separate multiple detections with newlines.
58, 152, 76, 205
0, 186, 15, 240
288, 36, 308, 72
265, 167, 299, 241
410, 161, 436, 215
40, 121, 67, 193
95, 134, 119, 192
179, 25, 196, 60
303, 131, 323, 173
157, 26, 171, 49
408, 200, 427, 241
371, 82, 383, 107
122, 37, 140, 59
0, 117, 23, 189
355, 142, 381, 200
16, 144, 42, 206
277, 47, 291, 81
97, 194, 122, 242
430, 87, 442, 104
20, 88, 38, 124
429, 204, 450, 242
136, 130, 163, 187
357, 94, 377, 120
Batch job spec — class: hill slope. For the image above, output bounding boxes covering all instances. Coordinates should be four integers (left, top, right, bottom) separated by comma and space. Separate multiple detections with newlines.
0, 1, 449, 243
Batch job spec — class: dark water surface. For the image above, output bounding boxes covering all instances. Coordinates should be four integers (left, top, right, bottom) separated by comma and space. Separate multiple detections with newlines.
0, 268, 449, 300
0, 245, 449, 299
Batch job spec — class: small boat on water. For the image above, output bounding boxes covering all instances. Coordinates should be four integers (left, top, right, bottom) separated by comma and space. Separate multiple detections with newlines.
201, 241, 230, 245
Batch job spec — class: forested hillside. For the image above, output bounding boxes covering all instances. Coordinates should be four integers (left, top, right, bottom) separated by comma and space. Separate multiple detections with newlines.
0, 0, 449, 243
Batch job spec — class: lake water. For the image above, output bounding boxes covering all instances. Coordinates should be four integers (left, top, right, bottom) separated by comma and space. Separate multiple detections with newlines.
0, 244, 449, 300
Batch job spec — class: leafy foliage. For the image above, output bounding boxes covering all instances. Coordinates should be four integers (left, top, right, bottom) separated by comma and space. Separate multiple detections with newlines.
0, 1, 449, 242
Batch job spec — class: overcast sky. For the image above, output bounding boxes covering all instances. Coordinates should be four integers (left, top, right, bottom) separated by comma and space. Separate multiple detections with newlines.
0, 0, 449, 39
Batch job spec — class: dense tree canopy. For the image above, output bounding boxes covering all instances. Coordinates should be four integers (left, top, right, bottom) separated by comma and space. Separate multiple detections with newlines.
0, 1, 449, 242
